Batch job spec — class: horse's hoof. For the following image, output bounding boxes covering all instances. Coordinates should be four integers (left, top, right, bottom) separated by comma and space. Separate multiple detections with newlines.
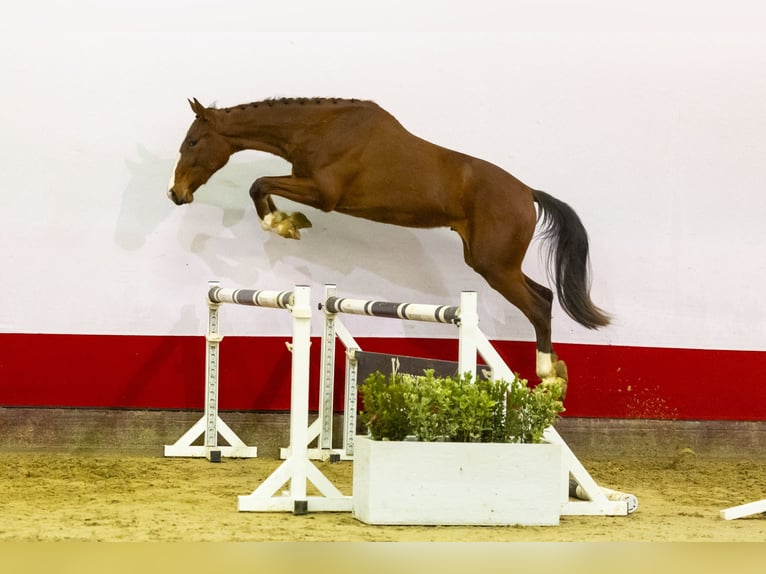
288, 212, 312, 229
540, 375, 567, 400
275, 220, 300, 239
553, 359, 568, 382
262, 211, 302, 239
261, 211, 286, 231
553, 359, 568, 399
260, 214, 274, 231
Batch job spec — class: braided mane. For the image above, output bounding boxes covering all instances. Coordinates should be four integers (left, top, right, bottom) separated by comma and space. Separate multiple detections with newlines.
218, 97, 377, 113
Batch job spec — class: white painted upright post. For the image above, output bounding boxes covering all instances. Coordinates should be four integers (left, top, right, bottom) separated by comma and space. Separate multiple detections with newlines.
458, 291, 478, 380
203, 280, 223, 462
317, 284, 337, 452
323, 289, 361, 460
341, 346, 359, 458
288, 285, 311, 512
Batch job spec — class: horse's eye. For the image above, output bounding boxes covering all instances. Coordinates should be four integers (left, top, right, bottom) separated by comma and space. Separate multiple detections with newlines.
187, 138, 198, 148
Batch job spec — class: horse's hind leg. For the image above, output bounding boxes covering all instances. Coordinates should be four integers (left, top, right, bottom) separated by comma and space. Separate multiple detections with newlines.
484, 268, 568, 393
461, 225, 568, 393
523, 274, 569, 388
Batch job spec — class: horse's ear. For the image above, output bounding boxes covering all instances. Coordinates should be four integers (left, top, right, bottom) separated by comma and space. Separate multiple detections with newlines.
188, 98, 209, 120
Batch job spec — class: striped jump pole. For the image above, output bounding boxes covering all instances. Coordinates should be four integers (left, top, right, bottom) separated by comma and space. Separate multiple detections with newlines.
207, 285, 293, 309
322, 296, 460, 325
324, 291, 481, 380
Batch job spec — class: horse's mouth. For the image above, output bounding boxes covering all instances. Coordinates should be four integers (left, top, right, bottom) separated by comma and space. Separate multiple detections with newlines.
168, 188, 192, 205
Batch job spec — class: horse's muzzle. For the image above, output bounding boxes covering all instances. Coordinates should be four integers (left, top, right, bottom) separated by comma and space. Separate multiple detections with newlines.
167, 188, 191, 205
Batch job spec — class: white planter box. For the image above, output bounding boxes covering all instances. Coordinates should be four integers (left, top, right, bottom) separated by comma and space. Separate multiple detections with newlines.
352, 435, 562, 526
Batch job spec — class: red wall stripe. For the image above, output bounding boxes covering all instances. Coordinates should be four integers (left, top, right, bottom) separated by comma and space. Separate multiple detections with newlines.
0, 333, 763, 420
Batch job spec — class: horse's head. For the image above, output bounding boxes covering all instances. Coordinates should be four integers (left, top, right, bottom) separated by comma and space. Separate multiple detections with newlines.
167, 98, 234, 205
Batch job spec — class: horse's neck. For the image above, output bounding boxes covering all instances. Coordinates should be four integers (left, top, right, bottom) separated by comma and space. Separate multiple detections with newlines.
213, 111, 295, 158
214, 100, 379, 159
213, 103, 332, 158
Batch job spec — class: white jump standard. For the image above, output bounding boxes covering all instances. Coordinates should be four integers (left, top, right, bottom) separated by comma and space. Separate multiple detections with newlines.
163, 282, 281, 461
236, 284, 352, 514
310, 286, 471, 462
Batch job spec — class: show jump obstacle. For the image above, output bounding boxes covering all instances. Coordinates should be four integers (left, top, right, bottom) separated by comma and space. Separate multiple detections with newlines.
311, 285, 637, 518
169, 281, 636, 518
164, 281, 351, 513
163, 281, 270, 461
235, 284, 351, 513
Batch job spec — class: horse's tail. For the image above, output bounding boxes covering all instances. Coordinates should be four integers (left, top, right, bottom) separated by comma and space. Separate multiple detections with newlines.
532, 189, 610, 329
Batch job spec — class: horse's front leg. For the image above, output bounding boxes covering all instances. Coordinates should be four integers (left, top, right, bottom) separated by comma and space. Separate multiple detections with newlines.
248, 180, 277, 221
249, 177, 315, 239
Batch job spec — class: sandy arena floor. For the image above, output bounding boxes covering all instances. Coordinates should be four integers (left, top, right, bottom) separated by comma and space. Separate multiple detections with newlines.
1, 451, 764, 541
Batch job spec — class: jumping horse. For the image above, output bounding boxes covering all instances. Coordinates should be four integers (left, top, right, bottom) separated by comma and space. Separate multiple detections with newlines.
168, 97, 610, 393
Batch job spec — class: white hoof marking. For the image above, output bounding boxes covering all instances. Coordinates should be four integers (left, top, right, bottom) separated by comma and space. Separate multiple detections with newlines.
536, 351, 554, 379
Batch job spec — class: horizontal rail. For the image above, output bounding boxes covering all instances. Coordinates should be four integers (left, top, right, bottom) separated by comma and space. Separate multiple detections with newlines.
208, 286, 293, 309
323, 296, 460, 325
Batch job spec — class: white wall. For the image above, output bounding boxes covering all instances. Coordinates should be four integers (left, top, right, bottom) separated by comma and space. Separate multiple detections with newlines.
1, 0, 764, 351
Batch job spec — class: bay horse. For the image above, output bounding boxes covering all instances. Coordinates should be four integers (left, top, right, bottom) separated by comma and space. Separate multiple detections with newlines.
168, 97, 610, 392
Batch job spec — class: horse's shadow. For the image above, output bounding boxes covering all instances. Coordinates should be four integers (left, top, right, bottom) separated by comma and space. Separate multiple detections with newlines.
116, 147, 462, 300
114, 145, 179, 251
259, 208, 463, 299
186, 195, 462, 299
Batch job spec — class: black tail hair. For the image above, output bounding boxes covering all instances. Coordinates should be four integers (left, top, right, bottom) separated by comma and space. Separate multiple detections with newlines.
532, 189, 610, 329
